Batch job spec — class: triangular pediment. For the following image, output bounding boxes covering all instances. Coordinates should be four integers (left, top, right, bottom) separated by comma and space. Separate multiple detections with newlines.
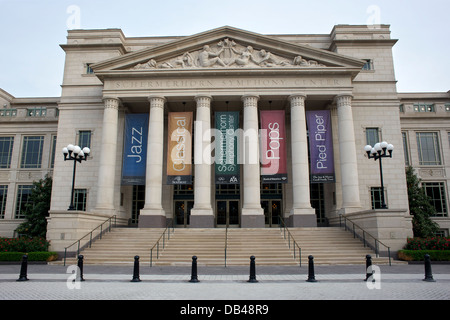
91, 26, 365, 78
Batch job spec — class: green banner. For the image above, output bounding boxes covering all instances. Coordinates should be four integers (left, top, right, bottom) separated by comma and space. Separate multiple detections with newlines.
215, 111, 239, 184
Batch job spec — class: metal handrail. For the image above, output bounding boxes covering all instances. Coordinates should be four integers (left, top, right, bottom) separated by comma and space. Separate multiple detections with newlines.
63, 215, 116, 266
149, 220, 174, 267
224, 224, 229, 267
339, 215, 391, 266
278, 216, 302, 267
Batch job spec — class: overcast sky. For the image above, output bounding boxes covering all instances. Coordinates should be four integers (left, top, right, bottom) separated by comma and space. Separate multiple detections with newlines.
1, 0, 449, 97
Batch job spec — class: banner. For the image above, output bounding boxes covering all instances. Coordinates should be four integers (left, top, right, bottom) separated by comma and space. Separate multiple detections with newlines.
306, 110, 335, 183
260, 110, 287, 183
215, 111, 240, 184
122, 113, 149, 185
167, 112, 193, 184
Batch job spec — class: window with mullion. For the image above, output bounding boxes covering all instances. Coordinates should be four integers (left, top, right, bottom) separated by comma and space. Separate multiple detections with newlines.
0, 137, 14, 169
416, 132, 441, 166
20, 136, 44, 169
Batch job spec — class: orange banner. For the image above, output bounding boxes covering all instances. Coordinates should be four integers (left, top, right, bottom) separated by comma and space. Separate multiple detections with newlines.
167, 112, 193, 184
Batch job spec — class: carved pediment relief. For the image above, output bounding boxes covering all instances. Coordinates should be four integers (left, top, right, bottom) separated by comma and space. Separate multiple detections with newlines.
130, 38, 326, 70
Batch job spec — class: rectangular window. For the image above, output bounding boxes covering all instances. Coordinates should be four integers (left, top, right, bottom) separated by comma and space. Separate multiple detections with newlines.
413, 103, 434, 112
362, 59, 374, 70
15, 185, 33, 219
74, 189, 87, 211
21, 136, 44, 168
0, 108, 17, 117
27, 107, 47, 117
78, 131, 92, 149
423, 182, 448, 217
366, 128, 380, 147
371, 187, 387, 209
416, 132, 441, 166
0, 185, 7, 219
402, 132, 410, 166
0, 136, 14, 168
86, 63, 94, 74
50, 135, 57, 168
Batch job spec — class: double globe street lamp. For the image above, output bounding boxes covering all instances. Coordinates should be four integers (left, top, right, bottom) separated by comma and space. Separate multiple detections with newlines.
62, 144, 90, 211
364, 141, 394, 209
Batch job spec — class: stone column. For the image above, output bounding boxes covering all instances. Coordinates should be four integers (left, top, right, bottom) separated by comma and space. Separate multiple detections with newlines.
241, 94, 264, 227
190, 95, 214, 227
289, 94, 317, 227
139, 96, 166, 228
336, 94, 361, 212
95, 97, 120, 215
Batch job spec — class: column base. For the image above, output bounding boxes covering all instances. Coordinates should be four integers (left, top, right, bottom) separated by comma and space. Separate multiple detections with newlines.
289, 208, 317, 227
190, 208, 215, 228
241, 208, 265, 228
138, 208, 166, 228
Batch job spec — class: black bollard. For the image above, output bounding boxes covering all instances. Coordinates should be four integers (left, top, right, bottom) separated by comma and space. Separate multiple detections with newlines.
189, 256, 199, 283
423, 254, 436, 282
306, 255, 317, 282
77, 254, 85, 281
131, 255, 141, 282
364, 254, 373, 281
248, 256, 258, 283
17, 254, 29, 281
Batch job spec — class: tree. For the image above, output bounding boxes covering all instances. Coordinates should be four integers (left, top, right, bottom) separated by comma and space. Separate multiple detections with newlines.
405, 166, 439, 237
16, 175, 52, 238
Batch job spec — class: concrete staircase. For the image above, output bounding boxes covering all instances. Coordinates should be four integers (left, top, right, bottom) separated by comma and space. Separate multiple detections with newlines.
58, 227, 396, 266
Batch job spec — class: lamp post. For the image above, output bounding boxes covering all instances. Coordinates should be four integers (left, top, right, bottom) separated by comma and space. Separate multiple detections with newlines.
364, 141, 394, 209
62, 144, 90, 211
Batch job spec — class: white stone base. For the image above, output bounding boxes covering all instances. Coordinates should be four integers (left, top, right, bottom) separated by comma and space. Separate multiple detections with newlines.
138, 208, 166, 228
289, 208, 317, 227
241, 208, 265, 228
190, 208, 214, 227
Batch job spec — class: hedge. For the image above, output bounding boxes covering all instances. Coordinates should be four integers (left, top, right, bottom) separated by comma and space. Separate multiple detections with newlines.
398, 250, 450, 261
0, 237, 50, 252
0, 252, 58, 262
404, 237, 450, 251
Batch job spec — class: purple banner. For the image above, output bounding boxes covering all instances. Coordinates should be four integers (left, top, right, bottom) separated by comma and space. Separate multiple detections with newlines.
306, 110, 335, 183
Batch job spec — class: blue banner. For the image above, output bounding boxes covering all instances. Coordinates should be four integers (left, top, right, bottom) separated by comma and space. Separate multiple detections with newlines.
306, 110, 335, 183
122, 113, 148, 185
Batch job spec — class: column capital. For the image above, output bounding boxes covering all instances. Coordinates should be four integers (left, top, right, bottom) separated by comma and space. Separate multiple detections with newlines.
289, 93, 307, 100
241, 94, 259, 108
102, 97, 120, 110
335, 93, 353, 107
148, 95, 166, 108
194, 95, 212, 108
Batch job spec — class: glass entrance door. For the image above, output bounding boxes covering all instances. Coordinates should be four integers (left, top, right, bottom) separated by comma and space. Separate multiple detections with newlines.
174, 200, 194, 227
261, 200, 282, 227
216, 200, 240, 227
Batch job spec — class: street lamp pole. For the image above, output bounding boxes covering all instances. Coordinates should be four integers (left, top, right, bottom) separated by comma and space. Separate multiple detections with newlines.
62, 144, 90, 211
364, 141, 394, 209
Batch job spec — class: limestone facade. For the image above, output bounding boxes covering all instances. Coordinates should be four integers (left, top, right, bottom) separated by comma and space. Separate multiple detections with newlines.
0, 25, 448, 254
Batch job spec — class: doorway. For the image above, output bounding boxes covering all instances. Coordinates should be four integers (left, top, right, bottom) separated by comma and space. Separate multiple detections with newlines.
216, 200, 240, 227
261, 200, 282, 227
174, 200, 194, 227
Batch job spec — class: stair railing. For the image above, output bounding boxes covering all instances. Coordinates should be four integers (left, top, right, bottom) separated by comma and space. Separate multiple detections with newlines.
339, 215, 391, 266
63, 215, 117, 266
278, 216, 302, 267
149, 220, 174, 267
224, 224, 229, 267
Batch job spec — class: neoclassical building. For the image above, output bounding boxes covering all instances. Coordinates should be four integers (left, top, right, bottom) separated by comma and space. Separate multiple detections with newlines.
0, 25, 449, 253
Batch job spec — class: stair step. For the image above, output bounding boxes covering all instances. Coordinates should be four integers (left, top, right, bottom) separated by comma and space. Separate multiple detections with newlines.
52, 227, 399, 266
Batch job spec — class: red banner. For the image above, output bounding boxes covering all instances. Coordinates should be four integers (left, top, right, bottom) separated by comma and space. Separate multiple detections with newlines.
260, 110, 287, 183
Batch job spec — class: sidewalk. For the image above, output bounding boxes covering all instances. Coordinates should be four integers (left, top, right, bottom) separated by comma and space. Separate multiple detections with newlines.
1, 263, 450, 301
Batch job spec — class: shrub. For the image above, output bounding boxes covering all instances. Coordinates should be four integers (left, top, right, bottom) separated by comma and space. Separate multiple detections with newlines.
404, 237, 450, 251
0, 252, 58, 262
0, 237, 50, 252
398, 250, 450, 261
